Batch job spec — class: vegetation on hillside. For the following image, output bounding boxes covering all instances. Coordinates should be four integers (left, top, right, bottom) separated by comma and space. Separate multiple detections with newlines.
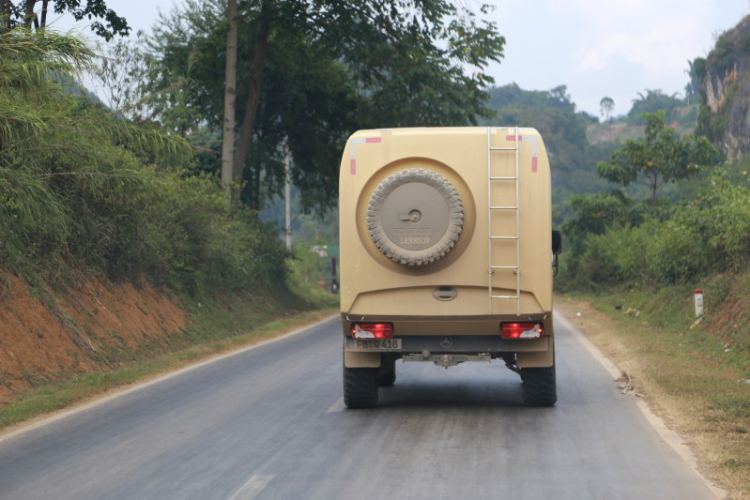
626, 89, 686, 126
560, 15, 750, 299
484, 84, 614, 223
0, 26, 286, 297
561, 110, 724, 288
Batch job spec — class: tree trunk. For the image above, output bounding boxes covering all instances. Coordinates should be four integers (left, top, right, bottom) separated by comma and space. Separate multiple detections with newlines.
651, 174, 659, 202
40, 0, 49, 29
23, 0, 37, 28
0, 0, 13, 32
248, 164, 261, 211
232, 1, 271, 208
221, 0, 238, 197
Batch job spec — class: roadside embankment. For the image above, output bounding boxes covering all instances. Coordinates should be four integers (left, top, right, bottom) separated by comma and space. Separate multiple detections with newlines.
0, 272, 336, 431
556, 282, 750, 500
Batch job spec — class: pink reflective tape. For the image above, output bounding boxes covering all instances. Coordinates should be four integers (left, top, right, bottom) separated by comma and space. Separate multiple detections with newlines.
349, 136, 381, 175
505, 134, 538, 173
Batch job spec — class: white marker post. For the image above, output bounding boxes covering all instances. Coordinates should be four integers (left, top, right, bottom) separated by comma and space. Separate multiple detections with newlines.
694, 288, 704, 317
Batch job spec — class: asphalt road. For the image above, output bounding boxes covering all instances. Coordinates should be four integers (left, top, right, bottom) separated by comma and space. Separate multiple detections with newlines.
0, 312, 720, 500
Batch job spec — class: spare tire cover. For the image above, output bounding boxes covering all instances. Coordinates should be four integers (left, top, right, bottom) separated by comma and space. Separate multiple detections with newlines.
367, 169, 464, 266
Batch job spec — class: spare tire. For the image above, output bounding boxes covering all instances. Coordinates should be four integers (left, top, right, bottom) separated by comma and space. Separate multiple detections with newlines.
367, 169, 464, 266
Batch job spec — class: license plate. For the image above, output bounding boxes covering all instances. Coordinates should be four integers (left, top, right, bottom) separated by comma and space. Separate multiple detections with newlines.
353, 338, 402, 351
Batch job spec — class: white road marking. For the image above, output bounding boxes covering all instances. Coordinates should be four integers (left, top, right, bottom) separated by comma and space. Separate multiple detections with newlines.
326, 397, 346, 413
554, 309, 621, 379
555, 307, 726, 499
0, 315, 338, 444
228, 475, 274, 500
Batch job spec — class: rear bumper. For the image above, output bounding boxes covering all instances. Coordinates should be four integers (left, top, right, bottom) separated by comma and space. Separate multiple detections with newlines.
343, 335, 553, 369
341, 313, 555, 369
344, 335, 550, 354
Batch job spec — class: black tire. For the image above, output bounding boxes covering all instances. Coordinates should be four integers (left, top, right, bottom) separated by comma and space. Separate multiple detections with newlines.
343, 366, 379, 408
367, 168, 464, 266
377, 360, 396, 387
521, 364, 557, 407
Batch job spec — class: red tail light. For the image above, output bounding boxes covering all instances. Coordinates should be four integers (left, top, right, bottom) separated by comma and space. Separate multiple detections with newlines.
501, 322, 543, 339
351, 323, 394, 339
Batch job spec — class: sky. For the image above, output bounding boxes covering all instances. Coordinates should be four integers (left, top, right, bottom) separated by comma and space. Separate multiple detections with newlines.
50, 0, 750, 118
488, 0, 750, 116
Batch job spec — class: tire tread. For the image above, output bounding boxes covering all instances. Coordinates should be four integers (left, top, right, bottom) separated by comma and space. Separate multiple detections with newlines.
343, 367, 379, 408
522, 365, 557, 407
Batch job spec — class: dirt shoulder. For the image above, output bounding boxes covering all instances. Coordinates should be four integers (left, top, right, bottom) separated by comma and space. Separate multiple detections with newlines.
556, 295, 750, 500
0, 272, 336, 432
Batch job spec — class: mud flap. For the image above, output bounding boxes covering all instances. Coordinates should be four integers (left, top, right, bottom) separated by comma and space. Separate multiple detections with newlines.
516, 338, 554, 368
344, 350, 381, 368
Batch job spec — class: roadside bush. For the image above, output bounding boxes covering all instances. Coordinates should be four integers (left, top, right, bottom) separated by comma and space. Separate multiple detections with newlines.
574, 223, 649, 288
644, 217, 706, 285
573, 234, 621, 289
0, 165, 69, 271
567, 169, 750, 291
1, 135, 289, 296
700, 180, 750, 272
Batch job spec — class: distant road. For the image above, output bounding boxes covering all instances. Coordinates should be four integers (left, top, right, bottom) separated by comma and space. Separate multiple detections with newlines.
0, 313, 720, 500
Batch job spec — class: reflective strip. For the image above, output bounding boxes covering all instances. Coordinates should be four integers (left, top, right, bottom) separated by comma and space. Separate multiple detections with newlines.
506, 135, 539, 173
349, 136, 382, 174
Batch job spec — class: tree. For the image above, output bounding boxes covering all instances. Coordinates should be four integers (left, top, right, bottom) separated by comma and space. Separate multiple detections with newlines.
88, 35, 149, 116
599, 96, 614, 122
143, 0, 506, 211
0, 0, 129, 40
221, 0, 238, 196
684, 59, 704, 106
597, 111, 720, 201
627, 89, 682, 125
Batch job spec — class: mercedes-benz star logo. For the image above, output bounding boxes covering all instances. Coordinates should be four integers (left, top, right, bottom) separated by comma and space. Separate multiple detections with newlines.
439, 336, 453, 348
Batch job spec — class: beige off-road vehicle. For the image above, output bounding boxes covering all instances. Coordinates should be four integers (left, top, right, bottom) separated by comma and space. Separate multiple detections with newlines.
339, 127, 561, 408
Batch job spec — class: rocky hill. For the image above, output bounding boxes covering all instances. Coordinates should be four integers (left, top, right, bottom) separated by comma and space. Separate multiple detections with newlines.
697, 15, 750, 159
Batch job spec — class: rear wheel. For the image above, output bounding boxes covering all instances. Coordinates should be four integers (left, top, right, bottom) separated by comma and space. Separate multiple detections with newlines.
521, 364, 557, 407
343, 366, 379, 408
377, 360, 396, 387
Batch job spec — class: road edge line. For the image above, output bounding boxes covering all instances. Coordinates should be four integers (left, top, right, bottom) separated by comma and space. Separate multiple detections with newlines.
0, 314, 339, 444
555, 308, 727, 500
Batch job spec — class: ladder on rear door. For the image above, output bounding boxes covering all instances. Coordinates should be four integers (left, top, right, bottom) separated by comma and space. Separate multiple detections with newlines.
487, 127, 521, 316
